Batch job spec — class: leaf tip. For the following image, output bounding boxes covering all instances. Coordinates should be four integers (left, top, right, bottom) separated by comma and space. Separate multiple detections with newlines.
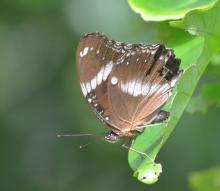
133, 162, 162, 184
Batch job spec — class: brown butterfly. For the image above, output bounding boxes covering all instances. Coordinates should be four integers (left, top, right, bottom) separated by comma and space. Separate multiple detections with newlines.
76, 32, 181, 143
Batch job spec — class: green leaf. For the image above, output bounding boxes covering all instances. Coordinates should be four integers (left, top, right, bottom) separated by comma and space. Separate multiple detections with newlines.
128, 0, 217, 21
206, 64, 220, 76
129, 35, 205, 183
195, 82, 220, 102
204, 53, 220, 76
171, 1, 220, 44
189, 166, 220, 191
187, 82, 220, 114
210, 53, 220, 66
129, 1, 220, 184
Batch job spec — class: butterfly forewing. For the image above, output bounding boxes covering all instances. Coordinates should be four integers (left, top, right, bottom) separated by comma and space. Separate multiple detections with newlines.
76, 32, 181, 138
76, 33, 125, 131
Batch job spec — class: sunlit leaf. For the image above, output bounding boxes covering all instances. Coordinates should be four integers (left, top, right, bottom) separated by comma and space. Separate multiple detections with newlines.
128, 0, 217, 21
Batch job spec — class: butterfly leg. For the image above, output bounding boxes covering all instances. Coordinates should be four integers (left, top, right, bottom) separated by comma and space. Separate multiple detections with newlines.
151, 110, 169, 124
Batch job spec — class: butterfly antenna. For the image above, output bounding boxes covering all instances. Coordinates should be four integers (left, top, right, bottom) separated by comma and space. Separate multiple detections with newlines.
79, 143, 90, 149
57, 133, 93, 138
57, 134, 93, 151
122, 143, 155, 163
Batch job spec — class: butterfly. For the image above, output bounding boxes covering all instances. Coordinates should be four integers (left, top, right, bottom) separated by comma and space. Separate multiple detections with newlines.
76, 32, 181, 143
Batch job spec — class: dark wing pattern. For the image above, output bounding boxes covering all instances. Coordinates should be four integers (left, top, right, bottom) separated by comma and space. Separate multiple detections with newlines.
76, 32, 181, 137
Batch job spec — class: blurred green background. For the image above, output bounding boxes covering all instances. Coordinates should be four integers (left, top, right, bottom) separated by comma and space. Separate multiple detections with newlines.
1, 0, 220, 191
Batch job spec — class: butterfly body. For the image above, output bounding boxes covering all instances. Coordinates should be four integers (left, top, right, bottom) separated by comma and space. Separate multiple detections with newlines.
76, 32, 181, 142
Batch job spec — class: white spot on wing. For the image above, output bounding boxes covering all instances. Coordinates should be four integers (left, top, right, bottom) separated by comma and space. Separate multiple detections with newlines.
80, 47, 89, 58
103, 61, 113, 81
128, 80, 136, 95
105, 116, 110, 121
120, 79, 171, 97
82, 61, 114, 94
85, 82, 92, 93
171, 76, 178, 87
80, 83, 87, 96
159, 55, 164, 60
133, 80, 142, 96
151, 49, 157, 55
142, 83, 151, 96
97, 66, 104, 85
111, 76, 118, 85
91, 76, 97, 90
142, 83, 161, 96
121, 82, 128, 94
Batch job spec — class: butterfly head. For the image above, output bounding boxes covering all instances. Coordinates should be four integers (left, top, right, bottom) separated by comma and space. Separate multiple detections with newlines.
104, 131, 120, 143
